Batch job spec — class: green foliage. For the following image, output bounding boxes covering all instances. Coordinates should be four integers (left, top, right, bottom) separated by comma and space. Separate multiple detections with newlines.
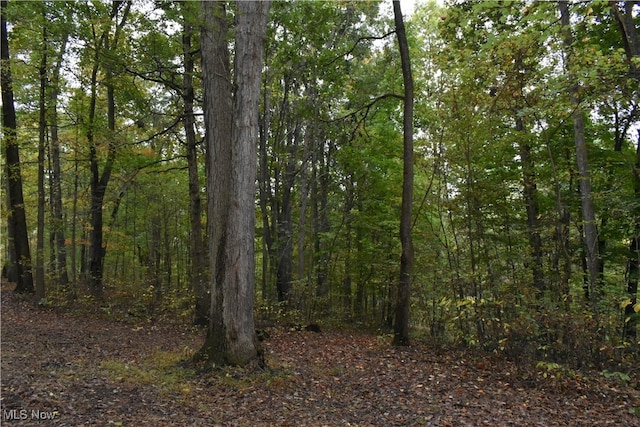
536, 361, 575, 379
602, 370, 631, 383
255, 298, 305, 327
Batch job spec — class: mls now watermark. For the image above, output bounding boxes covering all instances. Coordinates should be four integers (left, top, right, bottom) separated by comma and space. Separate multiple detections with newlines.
3, 409, 59, 421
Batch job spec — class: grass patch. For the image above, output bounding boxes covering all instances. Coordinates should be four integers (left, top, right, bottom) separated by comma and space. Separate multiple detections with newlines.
100, 350, 195, 395
101, 349, 293, 393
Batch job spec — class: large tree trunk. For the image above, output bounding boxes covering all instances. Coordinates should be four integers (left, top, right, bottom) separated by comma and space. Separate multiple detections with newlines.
2, 0, 34, 294
393, 0, 414, 346
197, 0, 271, 367
199, 0, 232, 365
225, 0, 270, 364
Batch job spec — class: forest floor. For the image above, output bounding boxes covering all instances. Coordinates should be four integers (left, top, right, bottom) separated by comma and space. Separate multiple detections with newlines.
2, 286, 640, 426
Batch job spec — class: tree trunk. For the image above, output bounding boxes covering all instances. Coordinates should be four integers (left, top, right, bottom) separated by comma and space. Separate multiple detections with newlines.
296, 87, 315, 288
275, 119, 298, 304
36, 18, 47, 301
393, 0, 414, 346
610, 0, 640, 81
87, 0, 131, 298
259, 61, 273, 301
516, 116, 544, 292
610, 0, 640, 344
49, 20, 70, 289
2, 0, 34, 294
559, 1, 603, 312
199, 0, 233, 365
342, 179, 355, 315
314, 141, 331, 298
180, 1, 208, 326
197, 0, 271, 367
624, 131, 640, 341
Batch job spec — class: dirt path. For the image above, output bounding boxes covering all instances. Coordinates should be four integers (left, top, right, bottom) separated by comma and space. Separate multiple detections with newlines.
2, 288, 639, 426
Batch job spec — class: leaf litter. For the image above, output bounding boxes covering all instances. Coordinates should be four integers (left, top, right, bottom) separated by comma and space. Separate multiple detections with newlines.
1, 289, 639, 426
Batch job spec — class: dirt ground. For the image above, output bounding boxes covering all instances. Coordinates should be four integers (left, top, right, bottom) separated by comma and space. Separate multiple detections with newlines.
1, 286, 639, 426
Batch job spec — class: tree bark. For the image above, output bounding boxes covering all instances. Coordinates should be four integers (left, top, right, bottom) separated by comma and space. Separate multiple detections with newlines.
36, 16, 47, 301
2, 0, 34, 294
259, 60, 273, 301
610, 0, 640, 81
610, 0, 640, 343
624, 130, 640, 341
275, 116, 298, 304
516, 116, 544, 292
393, 0, 414, 346
180, 1, 208, 326
314, 140, 331, 298
197, 0, 271, 367
559, 1, 603, 312
49, 15, 70, 289
87, 0, 131, 298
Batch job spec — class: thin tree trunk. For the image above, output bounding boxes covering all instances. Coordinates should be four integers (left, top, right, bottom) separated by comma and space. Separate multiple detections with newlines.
49, 26, 70, 288
610, 1, 640, 81
393, 0, 414, 346
259, 61, 273, 301
559, 1, 603, 313
71, 134, 80, 287
2, 0, 34, 294
87, 0, 131, 298
3, 176, 18, 283
624, 130, 640, 341
275, 120, 299, 304
36, 17, 47, 301
610, 0, 640, 343
296, 84, 316, 288
516, 116, 544, 292
314, 141, 331, 298
180, 1, 208, 326
342, 179, 355, 315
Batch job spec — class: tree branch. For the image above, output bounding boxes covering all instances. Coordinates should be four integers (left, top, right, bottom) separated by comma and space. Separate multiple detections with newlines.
321, 31, 396, 68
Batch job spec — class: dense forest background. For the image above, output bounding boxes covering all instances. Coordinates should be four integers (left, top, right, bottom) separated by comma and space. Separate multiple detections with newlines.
2, 0, 639, 369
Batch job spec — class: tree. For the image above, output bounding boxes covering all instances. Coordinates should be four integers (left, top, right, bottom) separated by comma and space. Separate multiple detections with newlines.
559, 0, 603, 312
393, 0, 414, 346
85, 0, 131, 298
36, 3, 47, 301
47, 3, 72, 290
610, 0, 640, 342
2, 0, 33, 294
196, 0, 271, 367
179, 0, 208, 326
